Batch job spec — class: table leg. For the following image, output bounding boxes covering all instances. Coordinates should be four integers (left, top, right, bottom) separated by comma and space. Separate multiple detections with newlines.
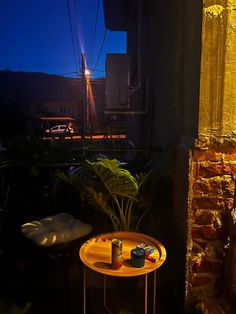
83, 266, 86, 314
145, 273, 148, 314
103, 275, 106, 308
153, 270, 156, 314
103, 275, 112, 313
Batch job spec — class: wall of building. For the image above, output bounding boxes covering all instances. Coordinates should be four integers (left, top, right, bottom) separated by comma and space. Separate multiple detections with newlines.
186, 1, 236, 311
124, 1, 203, 311
145, 1, 184, 148
139, 1, 203, 311
198, 0, 236, 137
186, 142, 236, 312
42, 99, 80, 119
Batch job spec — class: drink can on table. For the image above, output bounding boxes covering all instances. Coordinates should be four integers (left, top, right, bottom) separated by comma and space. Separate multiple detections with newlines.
111, 239, 123, 269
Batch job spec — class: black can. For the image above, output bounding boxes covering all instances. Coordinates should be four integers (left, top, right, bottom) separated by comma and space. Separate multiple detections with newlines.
130, 247, 146, 268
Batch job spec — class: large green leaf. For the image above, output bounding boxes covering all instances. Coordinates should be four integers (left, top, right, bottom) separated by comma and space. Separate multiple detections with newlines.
86, 158, 138, 199
56, 171, 84, 191
135, 170, 152, 189
84, 186, 120, 230
56, 157, 151, 231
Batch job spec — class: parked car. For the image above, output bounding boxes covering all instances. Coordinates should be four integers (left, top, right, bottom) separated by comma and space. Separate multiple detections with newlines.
45, 124, 75, 135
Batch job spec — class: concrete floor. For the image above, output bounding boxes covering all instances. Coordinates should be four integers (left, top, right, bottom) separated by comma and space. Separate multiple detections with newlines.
0, 239, 171, 314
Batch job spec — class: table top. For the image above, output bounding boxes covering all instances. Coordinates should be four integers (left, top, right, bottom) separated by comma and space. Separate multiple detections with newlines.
79, 231, 166, 277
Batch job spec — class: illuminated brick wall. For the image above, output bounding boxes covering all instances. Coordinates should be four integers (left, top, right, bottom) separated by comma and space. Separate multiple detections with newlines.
186, 1, 236, 310
186, 141, 236, 312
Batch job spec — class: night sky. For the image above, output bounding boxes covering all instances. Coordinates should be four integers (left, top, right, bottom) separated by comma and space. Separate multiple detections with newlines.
0, 0, 126, 78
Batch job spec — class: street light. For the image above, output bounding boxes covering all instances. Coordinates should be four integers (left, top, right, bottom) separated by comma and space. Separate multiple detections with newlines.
85, 69, 90, 77
85, 68, 90, 133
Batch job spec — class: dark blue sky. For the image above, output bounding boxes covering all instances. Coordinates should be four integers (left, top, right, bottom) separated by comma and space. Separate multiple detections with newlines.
0, 0, 126, 78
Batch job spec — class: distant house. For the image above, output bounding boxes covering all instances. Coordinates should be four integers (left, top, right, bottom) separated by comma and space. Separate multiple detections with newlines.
0, 71, 106, 136
41, 98, 80, 119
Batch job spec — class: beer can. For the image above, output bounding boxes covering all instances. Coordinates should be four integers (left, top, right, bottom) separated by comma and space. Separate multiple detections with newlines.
111, 238, 123, 269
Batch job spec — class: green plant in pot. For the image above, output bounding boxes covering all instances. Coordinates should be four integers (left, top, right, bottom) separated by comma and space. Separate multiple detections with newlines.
57, 157, 151, 231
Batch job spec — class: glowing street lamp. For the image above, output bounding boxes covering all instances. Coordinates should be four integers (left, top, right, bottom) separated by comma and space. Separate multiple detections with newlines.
85, 68, 90, 77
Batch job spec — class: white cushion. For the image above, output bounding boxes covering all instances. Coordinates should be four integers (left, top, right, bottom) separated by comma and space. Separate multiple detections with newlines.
21, 213, 92, 247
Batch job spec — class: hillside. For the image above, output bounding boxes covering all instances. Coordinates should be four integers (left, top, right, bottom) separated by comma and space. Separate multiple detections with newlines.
0, 70, 105, 143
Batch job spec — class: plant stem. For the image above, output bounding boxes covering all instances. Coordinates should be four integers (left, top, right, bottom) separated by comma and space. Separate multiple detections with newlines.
127, 200, 133, 231
135, 208, 149, 232
124, 198, 130, 221
113, 195, 127, 230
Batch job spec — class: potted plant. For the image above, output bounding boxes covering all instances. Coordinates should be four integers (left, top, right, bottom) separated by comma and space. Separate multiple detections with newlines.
57, 157, 151, 231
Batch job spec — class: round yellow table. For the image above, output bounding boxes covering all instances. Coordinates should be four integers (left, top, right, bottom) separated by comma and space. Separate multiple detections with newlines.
79, 231, 166, 313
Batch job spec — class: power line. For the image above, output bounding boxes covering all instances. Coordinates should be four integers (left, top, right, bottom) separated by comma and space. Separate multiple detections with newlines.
88, 67, 105, 73
89, 0, 100, 65
60, 71, 80, 76
66, 0, 79, 76
6, 61, 76, 69
73, 0, 81, 73
93, 29, 107, 73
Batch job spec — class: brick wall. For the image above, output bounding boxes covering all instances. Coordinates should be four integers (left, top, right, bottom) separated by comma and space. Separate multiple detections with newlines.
186, 142, 236, 313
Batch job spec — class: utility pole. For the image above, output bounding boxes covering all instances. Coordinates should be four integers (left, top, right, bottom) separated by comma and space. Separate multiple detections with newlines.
81, 52, 91, 136
85, 68, 90, 134
81, 53, 86, 138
